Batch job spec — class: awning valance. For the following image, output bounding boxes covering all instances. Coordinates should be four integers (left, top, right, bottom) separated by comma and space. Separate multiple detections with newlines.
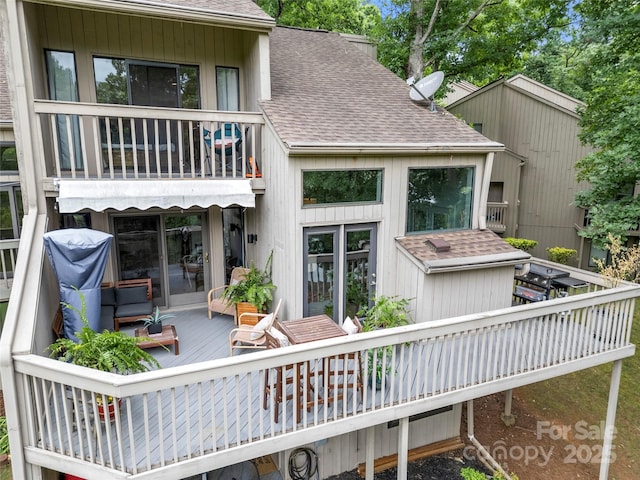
57, 179, 255, 213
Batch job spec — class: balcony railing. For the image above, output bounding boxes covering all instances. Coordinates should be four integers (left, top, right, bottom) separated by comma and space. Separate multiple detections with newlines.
33, 100, 264, 181
12, 285, 638, 478
486, 201, 508, 233
0, 238, 19, 301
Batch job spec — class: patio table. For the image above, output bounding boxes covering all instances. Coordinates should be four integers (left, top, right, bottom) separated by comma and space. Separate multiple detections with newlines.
135, 324, 180, 355
278, 315, 347, 420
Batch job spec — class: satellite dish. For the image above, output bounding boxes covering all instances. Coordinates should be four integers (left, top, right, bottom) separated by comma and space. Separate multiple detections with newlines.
408, 71, 444, 111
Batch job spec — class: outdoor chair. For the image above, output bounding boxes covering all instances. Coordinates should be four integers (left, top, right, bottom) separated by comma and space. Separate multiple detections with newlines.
207, 266, 250, 322
228, 299, 283, 355
320, 316, 363, 403
263, 328, 297, 422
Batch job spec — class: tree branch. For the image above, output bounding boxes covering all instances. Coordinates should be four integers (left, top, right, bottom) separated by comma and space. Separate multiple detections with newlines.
418, 0, 442, 45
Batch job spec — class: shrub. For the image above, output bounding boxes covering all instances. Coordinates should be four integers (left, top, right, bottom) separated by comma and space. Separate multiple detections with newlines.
504, 237, 538, 252
546, 247, 577, 264
595, 233, 640, 286
0, 415, 8, 455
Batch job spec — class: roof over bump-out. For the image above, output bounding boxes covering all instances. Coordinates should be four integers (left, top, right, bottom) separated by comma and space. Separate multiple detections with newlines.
396, 230, 530, 273
262, 27, 503, 151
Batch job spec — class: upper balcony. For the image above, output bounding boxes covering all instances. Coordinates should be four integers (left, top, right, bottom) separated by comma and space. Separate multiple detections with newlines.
35, 100, 265, 192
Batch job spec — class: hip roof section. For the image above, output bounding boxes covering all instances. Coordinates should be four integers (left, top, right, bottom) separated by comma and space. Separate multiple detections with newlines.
262, 27, 502, 152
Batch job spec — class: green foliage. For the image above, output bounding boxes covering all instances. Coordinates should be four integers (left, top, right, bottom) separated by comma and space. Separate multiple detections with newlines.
223, 252, 276, 312
460, 467, 488, 480
504, 237, 538, 252
372, 0, 568, 85
360, 296, 411, 379
143, 306, 175, 328
594, 233, 640, 287
572, 1, 640, 245
0, 416, 8, 455
48, 291, 161, 374
258, 0, 381, 35
546, 247, 577, 265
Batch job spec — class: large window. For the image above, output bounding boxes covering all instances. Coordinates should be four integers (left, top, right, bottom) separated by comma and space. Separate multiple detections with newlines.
407, 167, 474, 233
93, 57, 200, 108
302, 170, 383, 206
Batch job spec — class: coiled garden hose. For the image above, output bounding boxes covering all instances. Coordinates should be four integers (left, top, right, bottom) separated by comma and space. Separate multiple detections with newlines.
288, 447, 319, 480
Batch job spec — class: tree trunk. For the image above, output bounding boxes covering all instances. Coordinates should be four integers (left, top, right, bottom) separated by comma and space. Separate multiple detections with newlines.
408, 0, 425, 80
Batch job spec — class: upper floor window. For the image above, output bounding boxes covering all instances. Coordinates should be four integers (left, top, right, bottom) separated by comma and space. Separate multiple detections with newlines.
216, 67, 239, 111
407, 167, 474, 234
302, 170, 383, 206
93, 57, 200, 108
0, 143, 18, 173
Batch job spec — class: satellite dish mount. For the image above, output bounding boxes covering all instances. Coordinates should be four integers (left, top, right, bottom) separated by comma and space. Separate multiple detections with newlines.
408, 71, 444, 112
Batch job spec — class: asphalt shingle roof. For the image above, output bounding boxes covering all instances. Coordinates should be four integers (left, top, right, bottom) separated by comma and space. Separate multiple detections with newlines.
149, 0, 272, 20
0, 29, 12, 123
262, 27, 499, 149
396, 230, 529, 270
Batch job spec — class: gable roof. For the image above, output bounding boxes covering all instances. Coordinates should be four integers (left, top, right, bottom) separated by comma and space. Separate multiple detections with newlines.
262, 27, 502, 155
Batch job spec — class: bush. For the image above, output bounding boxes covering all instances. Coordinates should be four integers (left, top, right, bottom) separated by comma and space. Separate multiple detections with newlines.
546, 247, 577, 264
0, 416, 8, 455
504, 237, 538, 252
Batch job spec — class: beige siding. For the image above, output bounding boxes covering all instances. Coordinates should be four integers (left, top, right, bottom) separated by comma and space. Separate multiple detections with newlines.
278, 405, 462, 478
258, 148, 489, 320
449, 81, 594, 264
30, 4, 262, 110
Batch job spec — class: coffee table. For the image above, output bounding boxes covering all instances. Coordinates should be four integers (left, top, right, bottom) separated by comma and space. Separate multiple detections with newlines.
135, 324, 179, 355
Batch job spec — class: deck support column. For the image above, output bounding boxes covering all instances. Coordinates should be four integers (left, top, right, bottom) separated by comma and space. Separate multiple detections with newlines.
599, 359, 622, 480
501, 389, 516, 426
365, 426, 375, 480
397, 417, 409, 480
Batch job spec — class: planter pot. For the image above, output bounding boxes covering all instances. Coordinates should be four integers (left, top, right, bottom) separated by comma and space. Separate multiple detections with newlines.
0, 453, 8, 466
147, 322, 162, 334
97, 397, 122, 421
65, 475, 86, 480
236, 302, 259, 325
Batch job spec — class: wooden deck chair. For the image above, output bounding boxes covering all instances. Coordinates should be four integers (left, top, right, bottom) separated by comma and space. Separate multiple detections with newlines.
228, 299, 283, 355
207, 266, 250, 322
322, 316, 363, 403
263, 329, 297, 422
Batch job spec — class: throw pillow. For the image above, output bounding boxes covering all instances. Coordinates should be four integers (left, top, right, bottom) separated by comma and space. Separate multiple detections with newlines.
250, 313, 273, 340
342, 316, 359, 335
269, 326, 290, 347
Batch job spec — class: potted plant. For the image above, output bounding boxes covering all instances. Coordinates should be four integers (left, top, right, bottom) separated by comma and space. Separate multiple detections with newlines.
223, 252, 276, 319
0, 415, 8, 466
359, 295, 411, 389
143, 306, 175, 334
48, 291, 161, 419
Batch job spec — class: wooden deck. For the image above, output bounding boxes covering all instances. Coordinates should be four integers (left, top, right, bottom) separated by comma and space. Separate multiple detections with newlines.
36, 299, 633, 475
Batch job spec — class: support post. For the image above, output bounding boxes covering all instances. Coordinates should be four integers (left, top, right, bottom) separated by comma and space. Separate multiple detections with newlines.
501, 389, 516, 426
397, 417, 409, 480
365, 426, 375, 480
599, 360, 623, 480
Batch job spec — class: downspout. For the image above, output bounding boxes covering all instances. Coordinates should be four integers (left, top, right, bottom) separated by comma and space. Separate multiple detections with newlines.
0, 0, 44, 478
478, 152, 494, 230
466, 399, 511, 479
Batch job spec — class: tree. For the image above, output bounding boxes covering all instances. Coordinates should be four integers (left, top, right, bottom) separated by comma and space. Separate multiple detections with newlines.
573, 0, 640, 246
373, 0, 568, 87
257, 0, 381, 35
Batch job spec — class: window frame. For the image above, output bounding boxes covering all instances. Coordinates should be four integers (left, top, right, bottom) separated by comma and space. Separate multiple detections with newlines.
301, 169, 384, 207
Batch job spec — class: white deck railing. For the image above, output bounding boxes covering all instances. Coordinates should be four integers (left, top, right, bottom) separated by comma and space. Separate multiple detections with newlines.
33, 100, 264, 181
0, 238, 19, 301
12, 286, 638, 478
486, 201, 508, 232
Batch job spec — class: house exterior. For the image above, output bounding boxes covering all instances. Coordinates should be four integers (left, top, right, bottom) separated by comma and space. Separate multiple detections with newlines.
0, 1, 638, 480
446, 75, 604, 268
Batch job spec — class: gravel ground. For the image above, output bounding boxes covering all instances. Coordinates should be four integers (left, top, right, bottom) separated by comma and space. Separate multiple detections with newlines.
325, 450, 491, 480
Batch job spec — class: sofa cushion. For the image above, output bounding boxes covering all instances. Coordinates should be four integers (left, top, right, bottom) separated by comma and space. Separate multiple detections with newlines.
101, 287, 117, 306
116, 286, 148, 306
115, 300, 153, 318
98, 305, 115, 331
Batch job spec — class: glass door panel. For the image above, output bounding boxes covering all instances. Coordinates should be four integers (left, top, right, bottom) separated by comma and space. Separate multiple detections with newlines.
114, 216, 163, 305
345, 226, 376, 317
304, 229, 337, 317
165, 213, 209, 305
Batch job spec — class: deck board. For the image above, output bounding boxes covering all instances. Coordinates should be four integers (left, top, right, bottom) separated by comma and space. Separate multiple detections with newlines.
44, 305, 610, 474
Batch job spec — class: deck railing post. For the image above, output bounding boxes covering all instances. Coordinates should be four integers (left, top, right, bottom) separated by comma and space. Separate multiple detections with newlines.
599, 359, 622, 480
